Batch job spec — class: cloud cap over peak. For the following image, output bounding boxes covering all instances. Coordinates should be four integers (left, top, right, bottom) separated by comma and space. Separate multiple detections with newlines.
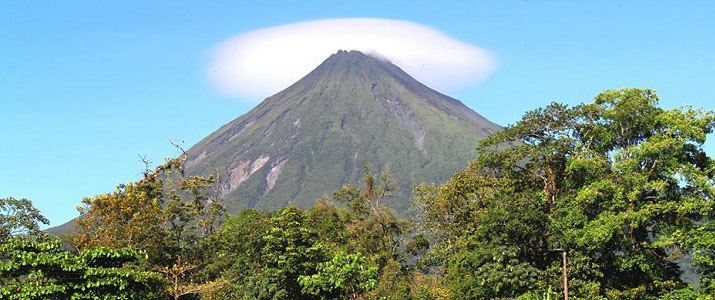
207, 18, 496, 101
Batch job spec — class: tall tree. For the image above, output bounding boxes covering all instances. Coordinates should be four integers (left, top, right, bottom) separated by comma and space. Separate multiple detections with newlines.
0, 197, 49, 242
72, 154, 226, 299
207, 207, 326, 300
73, 179, 167, 262
332, 167, 418, 265
330, 167, 428, 299
417, 88, 715, 299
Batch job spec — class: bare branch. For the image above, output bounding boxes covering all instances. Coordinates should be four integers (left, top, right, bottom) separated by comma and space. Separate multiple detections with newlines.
138, 154, 153, 177
169, 139, 187, 158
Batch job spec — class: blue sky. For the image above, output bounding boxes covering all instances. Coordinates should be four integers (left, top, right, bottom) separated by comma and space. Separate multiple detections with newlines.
1, 1, 714, 228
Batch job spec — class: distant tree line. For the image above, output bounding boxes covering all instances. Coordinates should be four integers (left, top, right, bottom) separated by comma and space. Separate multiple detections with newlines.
2, 88, 714, 299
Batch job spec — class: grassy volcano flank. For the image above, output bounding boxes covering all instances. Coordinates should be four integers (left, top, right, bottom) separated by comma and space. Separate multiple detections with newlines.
185, 50, 501, 214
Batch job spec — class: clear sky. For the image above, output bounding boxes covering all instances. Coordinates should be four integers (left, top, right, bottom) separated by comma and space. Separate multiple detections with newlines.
1, 1, 714, 228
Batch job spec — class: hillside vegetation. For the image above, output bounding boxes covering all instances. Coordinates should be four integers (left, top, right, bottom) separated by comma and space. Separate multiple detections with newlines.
3, 88, 714, 299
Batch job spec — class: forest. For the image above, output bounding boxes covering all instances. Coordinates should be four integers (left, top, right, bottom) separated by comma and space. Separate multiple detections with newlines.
2, 89, 714, 300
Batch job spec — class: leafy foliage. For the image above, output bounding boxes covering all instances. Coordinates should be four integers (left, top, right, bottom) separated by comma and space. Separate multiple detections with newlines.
205, 207, 325, 299
73, 180, 166, 261
0, 197, 50, 242
0, 237, 162, 299
332, 167, 419, 265
416, 88, 715, 299
299, 251, 379, 299
204, 168, 427, 299
685, 221, 715, 296
72, 154, 227, 299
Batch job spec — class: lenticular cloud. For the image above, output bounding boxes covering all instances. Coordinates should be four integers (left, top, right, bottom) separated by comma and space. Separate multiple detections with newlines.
207, 18, 496, 100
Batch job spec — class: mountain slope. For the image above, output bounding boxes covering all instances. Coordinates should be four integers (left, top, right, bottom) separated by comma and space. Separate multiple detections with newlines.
186, 50, 501, 214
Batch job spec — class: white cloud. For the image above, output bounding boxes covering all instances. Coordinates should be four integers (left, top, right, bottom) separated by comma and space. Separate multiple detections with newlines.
207, 18, 496, 101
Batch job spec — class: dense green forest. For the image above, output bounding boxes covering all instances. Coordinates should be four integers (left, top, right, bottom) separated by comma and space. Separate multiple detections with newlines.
2, 89, 714, 300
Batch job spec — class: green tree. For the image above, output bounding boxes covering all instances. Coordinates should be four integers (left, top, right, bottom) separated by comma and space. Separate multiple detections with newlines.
253, 207, 326, 299
298, 251, 378, 299
73, 154, 226, 299
0, 237, 163, 300
332, 167, 419, 265
416, 88, 715, 299
207, 207, 325, 300
203, 209, 273, 299
330, 167, 428, 299
0, 197, 49, 242
207, 169, 426, 300
685, 221, 715, 297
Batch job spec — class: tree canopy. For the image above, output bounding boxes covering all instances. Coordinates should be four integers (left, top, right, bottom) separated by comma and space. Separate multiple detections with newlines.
0, 197, 50, 242
0, 238, 163, 300
416, 88, 715, 299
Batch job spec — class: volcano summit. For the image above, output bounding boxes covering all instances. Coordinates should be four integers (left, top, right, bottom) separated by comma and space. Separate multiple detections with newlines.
186, 50, 501, 213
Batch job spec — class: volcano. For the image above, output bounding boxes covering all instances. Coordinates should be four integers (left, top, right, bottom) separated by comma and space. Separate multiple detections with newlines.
185, 50, 501, 214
